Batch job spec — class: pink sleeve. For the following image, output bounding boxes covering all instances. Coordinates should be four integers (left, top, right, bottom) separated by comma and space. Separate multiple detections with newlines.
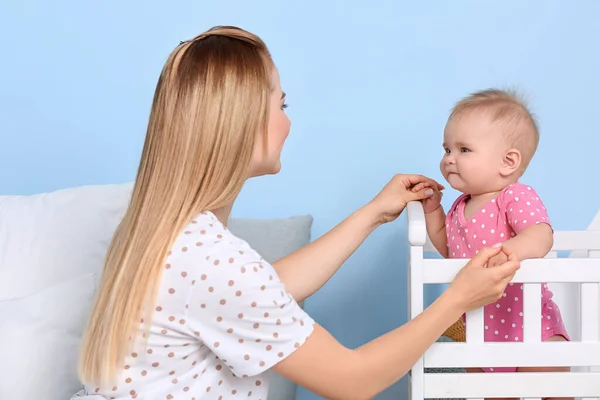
502, 183, 552, 234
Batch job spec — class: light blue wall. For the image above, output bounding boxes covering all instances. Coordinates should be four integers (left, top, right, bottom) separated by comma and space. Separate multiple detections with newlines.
1, 1, 599, 399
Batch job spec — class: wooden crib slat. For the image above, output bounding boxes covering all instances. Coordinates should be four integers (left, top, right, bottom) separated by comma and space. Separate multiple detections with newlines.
580, 282, 599, 343
422, 258, 600, 283
588, 250, 600, 378
424, 342, 600, 368
580, 278, 600, 375
523, 283, 542, 343
466, 308, 484, 343
423, 372, 600, 398
408, 245, 425, 400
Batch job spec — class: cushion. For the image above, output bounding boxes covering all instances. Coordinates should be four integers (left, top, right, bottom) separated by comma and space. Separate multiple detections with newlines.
0, 183, 313, 400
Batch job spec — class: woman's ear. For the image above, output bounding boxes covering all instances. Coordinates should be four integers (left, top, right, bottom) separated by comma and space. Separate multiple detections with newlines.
500, 148, 521, 177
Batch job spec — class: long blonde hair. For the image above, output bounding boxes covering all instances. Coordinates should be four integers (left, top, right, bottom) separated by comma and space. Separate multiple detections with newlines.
78, 25, 274, 386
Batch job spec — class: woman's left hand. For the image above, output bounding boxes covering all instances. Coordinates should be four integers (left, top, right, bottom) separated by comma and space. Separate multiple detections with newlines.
368, 173, 445, 225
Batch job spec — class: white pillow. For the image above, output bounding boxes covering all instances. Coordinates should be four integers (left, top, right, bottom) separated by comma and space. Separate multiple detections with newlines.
0, 183, 133, 400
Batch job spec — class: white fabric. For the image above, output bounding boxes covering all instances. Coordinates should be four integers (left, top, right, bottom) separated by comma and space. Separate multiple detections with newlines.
0, 183, 133, 399
80, 210, 314, 399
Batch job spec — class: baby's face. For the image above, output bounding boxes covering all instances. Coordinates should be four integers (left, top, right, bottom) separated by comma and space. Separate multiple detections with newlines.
440, 113, 508, 195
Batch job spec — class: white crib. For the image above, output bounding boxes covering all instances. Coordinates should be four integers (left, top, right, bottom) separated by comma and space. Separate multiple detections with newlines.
406, 200, 600, 400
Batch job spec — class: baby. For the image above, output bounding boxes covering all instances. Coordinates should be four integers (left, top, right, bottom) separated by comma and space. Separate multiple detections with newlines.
414, 89, 570, 384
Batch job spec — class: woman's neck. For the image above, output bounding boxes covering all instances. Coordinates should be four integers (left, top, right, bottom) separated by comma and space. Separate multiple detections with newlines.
210, 203, 234, 227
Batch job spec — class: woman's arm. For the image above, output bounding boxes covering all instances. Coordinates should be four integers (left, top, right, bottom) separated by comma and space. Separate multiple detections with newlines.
274, 291, 462, 400
272, 245, 520, 400
274, 174, 445, 303
273, 204, 379, 303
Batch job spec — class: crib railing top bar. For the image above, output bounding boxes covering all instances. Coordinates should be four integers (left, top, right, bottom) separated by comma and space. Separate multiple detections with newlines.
552, 230, 600, 251
423, 342, 600, 368
417, 231, 600, 254
420, 258, 600, 283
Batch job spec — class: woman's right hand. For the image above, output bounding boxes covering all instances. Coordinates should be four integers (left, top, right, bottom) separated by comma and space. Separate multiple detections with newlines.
446, 244, 520, 312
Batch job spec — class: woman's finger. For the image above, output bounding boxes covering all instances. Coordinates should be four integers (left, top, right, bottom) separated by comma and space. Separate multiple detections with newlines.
465, 245, 504, 268
398, 174, 443, 190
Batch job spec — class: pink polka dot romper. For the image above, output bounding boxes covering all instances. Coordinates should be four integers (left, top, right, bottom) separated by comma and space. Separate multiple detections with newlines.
445, 182, 570, 373
77, 210, 315, 400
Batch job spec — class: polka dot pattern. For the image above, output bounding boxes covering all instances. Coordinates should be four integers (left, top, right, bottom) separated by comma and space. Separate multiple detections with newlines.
84, 210, 314, 399
446, 182, 570, 373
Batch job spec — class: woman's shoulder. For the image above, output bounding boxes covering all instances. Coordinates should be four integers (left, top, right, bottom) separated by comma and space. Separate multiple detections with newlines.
167, 211, 266, 277
172, 211, 247, 248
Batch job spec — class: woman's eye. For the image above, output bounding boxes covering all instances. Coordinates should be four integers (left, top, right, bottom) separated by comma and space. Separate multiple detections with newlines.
281, 103, 288, 110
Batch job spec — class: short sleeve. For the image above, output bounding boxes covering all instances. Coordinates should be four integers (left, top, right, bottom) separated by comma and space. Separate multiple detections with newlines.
186, 241, 315, 377
502, 183, 552, 234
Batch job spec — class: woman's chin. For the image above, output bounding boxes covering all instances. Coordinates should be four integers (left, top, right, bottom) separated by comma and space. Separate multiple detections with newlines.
249, 161, 281, 178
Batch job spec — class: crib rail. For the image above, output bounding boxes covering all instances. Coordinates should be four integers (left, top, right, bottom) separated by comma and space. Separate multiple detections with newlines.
424, 372, 600, 398
405, 201, 600, 400
421, 258, 600, 283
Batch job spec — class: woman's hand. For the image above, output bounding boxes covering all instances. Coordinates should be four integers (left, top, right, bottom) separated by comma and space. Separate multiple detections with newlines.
411, 180, 443, 215
445, 244, 520, 312
367, 173, 445, 225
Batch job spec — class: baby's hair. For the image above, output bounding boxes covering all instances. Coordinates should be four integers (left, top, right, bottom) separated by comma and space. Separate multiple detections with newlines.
449, 88, 539, 171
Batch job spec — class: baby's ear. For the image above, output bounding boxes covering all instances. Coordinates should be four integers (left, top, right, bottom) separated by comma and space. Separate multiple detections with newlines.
500, 148, 521, 176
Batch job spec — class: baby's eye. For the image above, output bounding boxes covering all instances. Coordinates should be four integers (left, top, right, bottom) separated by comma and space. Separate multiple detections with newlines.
460, 147, 470, 153
444, 148, 451, 154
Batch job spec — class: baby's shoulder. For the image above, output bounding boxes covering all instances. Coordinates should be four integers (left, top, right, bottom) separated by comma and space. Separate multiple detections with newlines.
496, 182, 542, 205
502, 181, 538, 194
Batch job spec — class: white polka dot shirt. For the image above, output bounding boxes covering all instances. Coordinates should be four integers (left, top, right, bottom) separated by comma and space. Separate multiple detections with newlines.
81, 211, 315, 400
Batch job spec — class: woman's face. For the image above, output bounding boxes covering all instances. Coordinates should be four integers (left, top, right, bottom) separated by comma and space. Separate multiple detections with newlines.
249, 66, 291, 177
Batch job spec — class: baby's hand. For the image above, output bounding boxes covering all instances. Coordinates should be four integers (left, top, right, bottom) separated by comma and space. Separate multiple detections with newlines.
412, 182, 442, 214
486, 249, 509, 268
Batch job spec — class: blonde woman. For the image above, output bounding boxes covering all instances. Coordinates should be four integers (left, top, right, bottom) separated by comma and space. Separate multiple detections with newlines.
72, 26, 520, 400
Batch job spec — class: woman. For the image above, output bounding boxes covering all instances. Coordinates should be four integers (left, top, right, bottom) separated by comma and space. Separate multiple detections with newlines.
74, 26, 520, 400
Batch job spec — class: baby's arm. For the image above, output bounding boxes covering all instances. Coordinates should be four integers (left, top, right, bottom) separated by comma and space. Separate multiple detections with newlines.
500, 183, 554, 260
425, 206, 449, 258
500, 223, 553, 260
